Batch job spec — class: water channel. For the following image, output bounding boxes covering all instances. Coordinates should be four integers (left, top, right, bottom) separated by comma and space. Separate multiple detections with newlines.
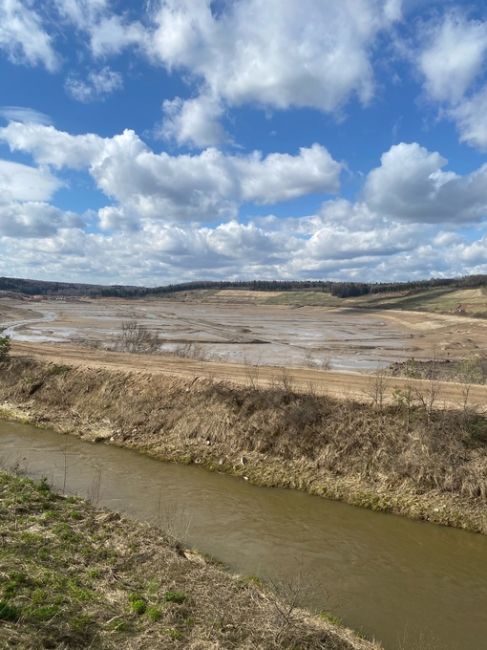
1, 421, 487, 649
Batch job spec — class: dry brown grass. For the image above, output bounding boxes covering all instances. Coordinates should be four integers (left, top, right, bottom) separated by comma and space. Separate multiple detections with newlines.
0, 357, 486, 533
0, 471, 378, 650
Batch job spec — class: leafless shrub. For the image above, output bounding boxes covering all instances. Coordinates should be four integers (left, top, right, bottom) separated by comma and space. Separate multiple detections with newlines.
367, 368, 388, 413
304, 349, 331, 370
116, 320, 161, 354
458, 358, 478, 429
171, 341, 207, 360
414, 350, 440, 422
391, 386, 409, 408
306, 379, 318, 396
267, 572, 314, 641
244, 356, 261, 390
156, 497, 192, 542
414, 377, 439, 423
273, 367, 296, 393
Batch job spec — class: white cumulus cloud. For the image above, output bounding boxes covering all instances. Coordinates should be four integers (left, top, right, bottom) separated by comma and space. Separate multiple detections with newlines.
364, 142, 487, 223
0, 122, 105, 169
418, 12, 487, 104
0, 123, 342, 223
148, 0, 402, 128
449, 85, 487, 151
415, 11, 487, 152
0, 159, 60, 202
161, 95, 228, 148
0, 0, 59, 71
65, 66, 123, 102
0, 202, 82, 238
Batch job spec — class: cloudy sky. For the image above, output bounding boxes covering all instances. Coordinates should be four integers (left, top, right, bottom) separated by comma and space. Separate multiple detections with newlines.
1, 0, 487, 285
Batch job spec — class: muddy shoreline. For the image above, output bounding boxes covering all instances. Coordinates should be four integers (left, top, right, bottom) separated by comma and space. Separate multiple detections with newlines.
0, 356, 486, 535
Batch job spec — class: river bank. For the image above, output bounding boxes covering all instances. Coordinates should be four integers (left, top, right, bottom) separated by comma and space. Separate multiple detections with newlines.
0, 470, 378, 649
0, 356, 486, 534
4, 420, 487, 649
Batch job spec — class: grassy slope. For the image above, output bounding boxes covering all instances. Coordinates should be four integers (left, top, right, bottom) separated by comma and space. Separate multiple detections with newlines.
351, 287, 487, 315
194, 286, 487, 316
262, 292, 342, 307
160, 289, 342, 307
0, 471, 378, 650
0, 357, 486, 534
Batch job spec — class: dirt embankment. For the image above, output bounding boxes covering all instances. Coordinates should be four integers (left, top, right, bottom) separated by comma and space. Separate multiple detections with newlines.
1, 356, 486, 535
1, 471, 378, 650
10, 340, 487, 410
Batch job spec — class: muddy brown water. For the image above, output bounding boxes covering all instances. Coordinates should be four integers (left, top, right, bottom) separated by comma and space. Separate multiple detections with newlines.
1, 421, 487, 650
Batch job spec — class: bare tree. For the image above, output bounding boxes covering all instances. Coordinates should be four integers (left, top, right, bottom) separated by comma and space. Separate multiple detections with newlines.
244, 356, 261, 390
415, 369, 439, 424
368, 367, 388, 414
267, 572, 314, 642
116, 320, 161, 354
458, 357, 477, 429
274, 367, 295, 393
392, 383, 414, 431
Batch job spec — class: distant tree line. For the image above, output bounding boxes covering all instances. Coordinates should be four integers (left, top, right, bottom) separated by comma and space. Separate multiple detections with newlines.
0, 275, 485, 300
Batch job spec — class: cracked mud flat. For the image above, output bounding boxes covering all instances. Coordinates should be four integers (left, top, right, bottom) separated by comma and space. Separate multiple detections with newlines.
1, 296, 487, 372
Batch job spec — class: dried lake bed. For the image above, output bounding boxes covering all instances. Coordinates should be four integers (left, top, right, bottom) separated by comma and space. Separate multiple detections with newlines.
2, 296, 487, 372
0, 297, 422, 371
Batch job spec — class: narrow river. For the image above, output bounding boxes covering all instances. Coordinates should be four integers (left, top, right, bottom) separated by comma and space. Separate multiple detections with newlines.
1, 421, 487, 650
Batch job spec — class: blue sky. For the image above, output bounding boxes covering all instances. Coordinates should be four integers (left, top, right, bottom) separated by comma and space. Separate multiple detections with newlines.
1, 0, 487, 285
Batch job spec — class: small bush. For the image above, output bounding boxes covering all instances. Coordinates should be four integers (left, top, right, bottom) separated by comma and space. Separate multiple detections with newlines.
116, 320, 161, 354
0, 600, 21, 621
129, 594, 147, 615
147, 606, 162, 622
0, 334, 10, 362
164, 591, 186, 604
38, 477, 51, 494
46, 364, 70, 377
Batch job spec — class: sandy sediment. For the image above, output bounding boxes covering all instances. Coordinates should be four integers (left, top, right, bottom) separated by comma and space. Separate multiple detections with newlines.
4, 295, 487, 371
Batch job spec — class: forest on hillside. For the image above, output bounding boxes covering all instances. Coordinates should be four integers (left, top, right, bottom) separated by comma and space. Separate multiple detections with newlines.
0, 275, 486, 299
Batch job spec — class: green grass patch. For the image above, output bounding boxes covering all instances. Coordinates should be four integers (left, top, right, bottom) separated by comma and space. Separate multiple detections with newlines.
164, 590, 186, 604
0, 600, 21, 622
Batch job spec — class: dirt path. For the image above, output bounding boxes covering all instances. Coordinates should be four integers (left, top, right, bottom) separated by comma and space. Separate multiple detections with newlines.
12, 341, 487, 410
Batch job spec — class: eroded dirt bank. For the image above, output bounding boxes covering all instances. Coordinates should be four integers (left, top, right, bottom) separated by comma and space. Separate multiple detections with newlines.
0, 356, 486, 534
